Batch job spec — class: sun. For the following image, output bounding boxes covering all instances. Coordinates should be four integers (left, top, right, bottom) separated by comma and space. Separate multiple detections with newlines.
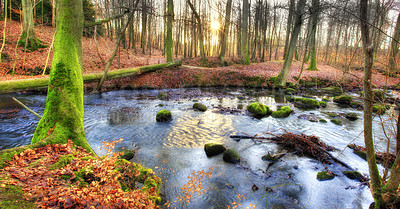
210, 20, 220, 31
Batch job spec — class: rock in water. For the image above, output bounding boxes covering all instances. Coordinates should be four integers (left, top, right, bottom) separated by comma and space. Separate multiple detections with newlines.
204, 143, 226, 157
193, 103, 207, 112
317, 171, 335, 181
156, 110, 172, 122
223, 148, 240, 164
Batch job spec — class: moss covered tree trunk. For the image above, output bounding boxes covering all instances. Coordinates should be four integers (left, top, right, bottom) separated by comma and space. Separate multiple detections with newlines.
387, 12, 400, 77
31, 0, 92, 153
241, 0, 250, 65
275, 0, 306, 87
306, 0, 319, 71
20, 0, 43, 51
166, 0, 174, 62
218, 0, 232, 65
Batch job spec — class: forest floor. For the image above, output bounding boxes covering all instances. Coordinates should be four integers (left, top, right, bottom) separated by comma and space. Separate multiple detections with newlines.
0, 20, 399, 92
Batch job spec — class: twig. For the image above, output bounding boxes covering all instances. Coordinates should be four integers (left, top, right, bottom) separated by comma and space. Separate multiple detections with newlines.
12, 97, 42, 119
43, 29, 56, 75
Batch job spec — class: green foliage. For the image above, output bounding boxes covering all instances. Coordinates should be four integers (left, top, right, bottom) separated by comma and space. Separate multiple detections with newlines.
271, 106, 292, 118
193, 103, 207, 112
10, 0, 52, 23
156, 110, 172, 122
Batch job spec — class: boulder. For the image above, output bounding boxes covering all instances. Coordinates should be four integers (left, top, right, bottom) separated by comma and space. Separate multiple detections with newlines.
271, 106, 292, 118
193, 103, 207, 112
317, 171, 335, 181
284, 88, 296, 94
345, 113, 358, 121
293, 97, 320, 109
157, 93, 168, 100
118, 149, 135, 161
342, 171, 363, 180
204, 143, 226, 157
156, 110, 172, 122
331, 119, 342, 126
223, 148, 240, 164
319, 101, 327, 108
321, 86, 343, 94
248, 102, 271, 118
262, 152, 285, 161
333, 95, 353, 105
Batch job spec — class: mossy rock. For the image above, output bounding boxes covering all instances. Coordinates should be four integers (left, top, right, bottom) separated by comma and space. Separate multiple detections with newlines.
271, 106, 292, 118
319, 101, 327, 108
157, 93, 168, 100
373, 105, 386, 115
204, 143, 226, 157
49, 154, 75, 170
284, 88, 296, 94
324, 112, 339, 118
193, 103, 207, 112
350, 101, 360, 108
293, 97, 320, 109
261, 152, 281, 161
248, 102, 271, 118
333, 95, 353, 105
319, 119, 327, 123
372, 89, 386, 102
345, 113, 358, 121
117, 149, 135, 161
331, 119, 342, 126
156, 110, 172, 122
223, 148, 240, 164
342, 171, 363, 180
321, 86, 343, 94
285, 96, 295, 102
317, 171, 335, 181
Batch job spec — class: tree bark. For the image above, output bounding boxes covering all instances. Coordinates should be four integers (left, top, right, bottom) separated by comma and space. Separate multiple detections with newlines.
166, 0, 173, 62
306, 0, 319, 71
20, 0, 43, 50
218, 0, 232, 65
275, 0, 306, 86
387, 12, 400, 77
241, 0, 250, 65
31, 0, 92, 152
283, 0, 295, 60
187, 0, 206, 63
360, 0, 384, 207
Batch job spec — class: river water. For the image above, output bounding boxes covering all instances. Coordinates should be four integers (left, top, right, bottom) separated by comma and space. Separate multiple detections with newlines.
1, 88, 396, 208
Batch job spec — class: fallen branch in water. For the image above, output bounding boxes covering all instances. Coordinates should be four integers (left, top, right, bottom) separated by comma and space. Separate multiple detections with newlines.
347, 144, 395, 167
12, 97, 42, 119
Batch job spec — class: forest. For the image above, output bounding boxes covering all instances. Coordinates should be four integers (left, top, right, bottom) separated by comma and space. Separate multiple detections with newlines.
0, 0, 400, 208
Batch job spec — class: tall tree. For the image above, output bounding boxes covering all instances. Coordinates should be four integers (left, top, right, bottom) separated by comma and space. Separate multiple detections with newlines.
141, 0, 147, 54
306, 0, 320, 71
283, 0, 295, 60
241, 0, 250, 65
387, 12, 400, 77
218, 0, 233, 65
166, 0, 174, 62
32, 0, 92, 153
187, 0, 206, 63
20, 0, 44, 50
275, 0, 306, 86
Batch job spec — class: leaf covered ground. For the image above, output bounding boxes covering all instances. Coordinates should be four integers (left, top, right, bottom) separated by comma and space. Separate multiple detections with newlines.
0, 140, 160, 208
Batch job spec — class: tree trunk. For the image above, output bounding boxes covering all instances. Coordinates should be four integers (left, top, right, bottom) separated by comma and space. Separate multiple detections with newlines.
241, 0, 250, 65
360, 0, 384, 207
141, 0, 147, 54
31, 0, 92, 152
20, 0, 43, 51
306, 0, 319, 71
283, 0, 295, 60
51, 0, 56, 27
275, 0, 306, 86
187, 0, 206, 63
387, 12, 400, 77
166, 0, 173, 62
218, 0, 232, 65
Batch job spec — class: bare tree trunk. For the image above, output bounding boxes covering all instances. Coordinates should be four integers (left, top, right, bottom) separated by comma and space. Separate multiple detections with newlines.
306, 0, 319, 71
141, 0, 147, 54
187, 0, 206, 63
387, 12, 400, 77
241, 0, 250, 65
20, 0, 43, 50
283, 0, 295, 60
166, 0, 173, 62
275, 0, 306, 86
218, 0, 232, 65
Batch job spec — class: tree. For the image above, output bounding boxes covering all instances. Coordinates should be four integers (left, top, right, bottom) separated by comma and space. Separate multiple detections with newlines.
19, 0, 44, 51
241, 0, 250, 65
166, 0, 174, 62
32, 0, 92, 153
218, 0, 232, 65
305, 0, 319, 71
187, 0, 206, 63
275, 0, 306, 86
387, 12, 400, 77
283, 0, 295, 60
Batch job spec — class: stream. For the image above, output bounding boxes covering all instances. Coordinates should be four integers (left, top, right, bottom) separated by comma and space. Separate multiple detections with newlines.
0, 87, 397, 208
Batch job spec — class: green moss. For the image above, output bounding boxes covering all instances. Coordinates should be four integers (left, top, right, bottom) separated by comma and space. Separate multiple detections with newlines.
49, 154, 75, 170
242, 76, 265, 87
331, 119, 342, 126
157, 93, 167, 100
60, 174, 72, 180
117, 149, 135, 161
223, 148, 240, 164
319, 101, 327, 108
284, 88, 296, 94
204, 143, 226, 157
333, 95, 353, 105
317, 171, 335, 181
319, 119, 327, 123
321, 86, 343, 94
81, 156, 96, 161
345, 113, 358, 121
27, 157, 45, 168
261, 153, 279, 161
0, 185, 37, 209
324, 112, 339, 117
156, 110, 172, 122
350, 101, 360, 108
293, 97, 320, 109
248, 102, 271, 118
373, 105, 386, 115
17, 31, 46, 52
271, 106, 292, 118
193, 103, 207, 112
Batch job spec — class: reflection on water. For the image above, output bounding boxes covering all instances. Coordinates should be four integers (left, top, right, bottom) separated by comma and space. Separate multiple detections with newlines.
1, 88, 396, 208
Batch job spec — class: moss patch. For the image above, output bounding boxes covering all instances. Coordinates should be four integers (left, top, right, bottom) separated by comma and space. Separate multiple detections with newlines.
293, 97, 321, 109
321, 86, 342, 94
0, 184, 37, 209
333, 95, 353, 105
49, 154, 75, 170
373, 105, 386, 115
204, 143, 226, 157
223, 148, 240, 164
248, 102, 271, 118
156, 110, 172, 122
193, 103, 207, 112
331, 119, 342, 126
317, 171, 335, 181
271, 106, 292, 118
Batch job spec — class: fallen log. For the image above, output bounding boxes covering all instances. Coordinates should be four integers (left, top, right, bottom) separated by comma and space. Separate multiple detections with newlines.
0, 60, 182, 94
